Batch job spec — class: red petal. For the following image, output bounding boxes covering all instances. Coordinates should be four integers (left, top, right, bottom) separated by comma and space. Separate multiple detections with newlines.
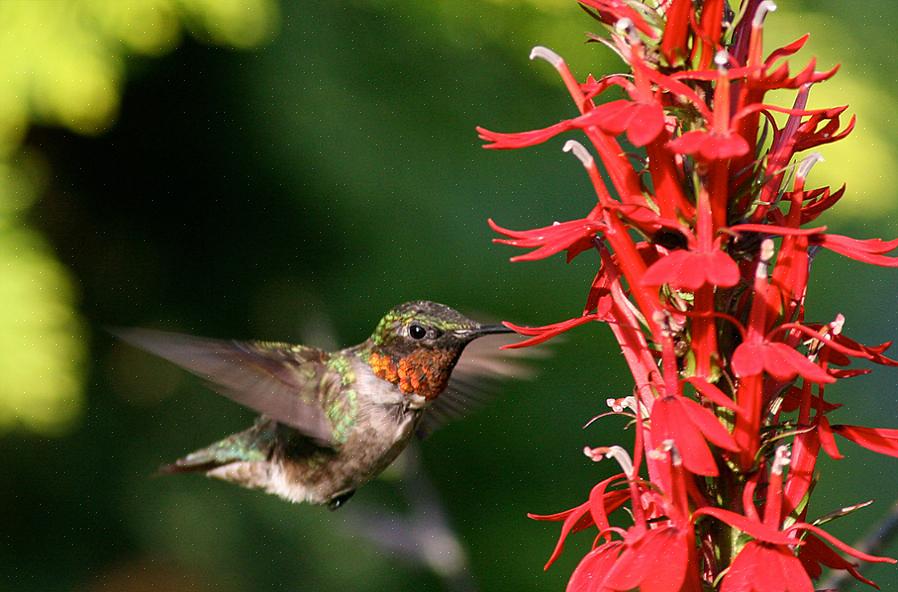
693, 507, 794, 544
660, 0, 691, 64
791, 523, 898, 565
767, 342, 835, 383
627, 103, 666, 147
668, 130, 750, 161
700, 133, 750, 161
477, 120, 575, 149
832, 424, 898, 458
635, 528, 689, 592
776, 547, 815, 592
814, 233, 898, 267
798, 533, 880, 589
683, 377, 740, 411
679, 396, 739, 451
732, 342, 766, 377
539, 501, 592, 570
817, 416, 844, 460
705, 250, 741, 286
642, 249, 739, 290
605, 527, 688, 592
721, 542, 763, 592
652, 397, 719, 476
566, 541, 622, 592
501, 314, 599, 349
588, 474, 628, 532
666, 130, 708, 155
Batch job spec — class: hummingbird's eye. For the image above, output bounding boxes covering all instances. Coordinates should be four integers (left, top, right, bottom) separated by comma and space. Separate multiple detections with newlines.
408, 323, 427, 340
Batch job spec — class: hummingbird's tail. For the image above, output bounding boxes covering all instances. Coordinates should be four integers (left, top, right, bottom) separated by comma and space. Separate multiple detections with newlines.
159, 417, 276, 475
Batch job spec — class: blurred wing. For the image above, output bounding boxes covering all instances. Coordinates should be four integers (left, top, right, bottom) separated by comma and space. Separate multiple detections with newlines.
112, 328, 338, 446
416, 334, 544, 439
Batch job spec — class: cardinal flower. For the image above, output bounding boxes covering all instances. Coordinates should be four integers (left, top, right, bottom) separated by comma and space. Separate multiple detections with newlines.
479, 0, 898, 588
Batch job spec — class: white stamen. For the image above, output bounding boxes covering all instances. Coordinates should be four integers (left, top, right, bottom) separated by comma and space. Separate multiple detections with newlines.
615, 18, 634, 35
714, 50, 730, 69
584, 445, 634, 478
658, 439, 683, 466
647, 449, 666, 461
753, 1, 777, 27
563, 140, 595, 168
607, 396, 639, 414
620, 396, 638, 414
772, 445, 791, 475
760, 238, 776, 264
797, 152, 824, 180
830, 313, 845, 336
529, 46, 564, 69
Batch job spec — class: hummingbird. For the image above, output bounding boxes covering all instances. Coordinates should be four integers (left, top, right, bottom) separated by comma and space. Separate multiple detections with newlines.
114, 301, 528, 510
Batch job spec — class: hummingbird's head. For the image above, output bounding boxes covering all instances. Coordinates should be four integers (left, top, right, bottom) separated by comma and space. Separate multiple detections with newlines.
365, 301, 512, 400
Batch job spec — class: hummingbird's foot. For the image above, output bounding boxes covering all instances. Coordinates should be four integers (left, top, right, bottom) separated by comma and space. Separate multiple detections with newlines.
327, 490, 356, 511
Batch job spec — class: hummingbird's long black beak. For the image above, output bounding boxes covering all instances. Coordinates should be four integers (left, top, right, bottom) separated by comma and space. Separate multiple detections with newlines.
454, 324, 515, 339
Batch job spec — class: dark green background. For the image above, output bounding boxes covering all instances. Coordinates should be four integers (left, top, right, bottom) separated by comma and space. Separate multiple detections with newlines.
4, 1, 898, 590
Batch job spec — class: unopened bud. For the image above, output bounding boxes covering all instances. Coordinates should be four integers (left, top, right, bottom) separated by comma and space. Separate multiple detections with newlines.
772, 445, 791, 475
615, 18, 634, 35
714, 50, 730, 69
760, 238, 776, 263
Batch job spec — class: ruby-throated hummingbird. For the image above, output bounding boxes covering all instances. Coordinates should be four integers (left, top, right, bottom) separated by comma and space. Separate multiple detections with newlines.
115, 301, 527, 510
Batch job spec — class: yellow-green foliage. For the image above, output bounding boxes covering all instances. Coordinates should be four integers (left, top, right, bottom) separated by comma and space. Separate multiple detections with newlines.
0, 0, 278, 434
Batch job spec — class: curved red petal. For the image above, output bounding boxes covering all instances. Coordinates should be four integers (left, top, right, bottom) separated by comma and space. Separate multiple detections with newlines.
732, 342, 766, 377
679, 396, 739, 452
831, 424, 898, 458
566, 541, 623, 592
653, 397, 719, 476
693, 507, 793, 544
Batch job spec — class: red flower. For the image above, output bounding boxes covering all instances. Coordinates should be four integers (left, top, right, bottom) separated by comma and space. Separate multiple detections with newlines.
478, 0, 898, 588
489, 213, 603, 263
829, 424, 898, 458
732, 340, 834, 384
642, 247, 740, 290
650, 394, 739, 476
721, 540, 813, 592
599, 523, 693, 592
591, 99, 665, 147
566, 541, 624, 592
668, 129, 749, 161
501, 313, 606, 349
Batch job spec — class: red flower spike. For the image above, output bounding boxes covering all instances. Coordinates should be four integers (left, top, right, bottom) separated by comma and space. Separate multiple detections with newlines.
478, 1, 898, 588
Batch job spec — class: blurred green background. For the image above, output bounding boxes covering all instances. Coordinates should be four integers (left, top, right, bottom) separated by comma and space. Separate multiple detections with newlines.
2, 0, 897, 590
